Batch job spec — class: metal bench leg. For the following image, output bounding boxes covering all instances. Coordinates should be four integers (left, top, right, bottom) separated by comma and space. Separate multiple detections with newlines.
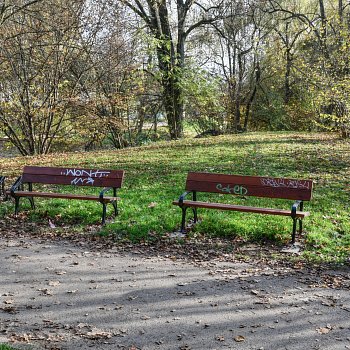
27, 183, 35, 209
112, 201, 118, 216
14, 197, 20, 215
101, 203, 107, 225
292, 218, 297, 244
192, 191, 198, 223
28, 197, 35, 210
192, 208, 198, 223
180, 207, 188, 233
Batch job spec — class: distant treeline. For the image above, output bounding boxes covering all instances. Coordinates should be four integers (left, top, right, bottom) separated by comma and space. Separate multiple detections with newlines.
0, 0, 349, 155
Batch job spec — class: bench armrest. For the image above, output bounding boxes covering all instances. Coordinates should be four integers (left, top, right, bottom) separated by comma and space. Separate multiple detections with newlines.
178, 191, 194, 206
99, 187, 117, 202
10, 176, 23, 195
291, 200, 303, 218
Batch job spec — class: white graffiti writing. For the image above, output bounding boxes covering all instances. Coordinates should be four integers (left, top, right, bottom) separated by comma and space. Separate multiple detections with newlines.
216, 183, 248, 195
62, 169, 111, 178
71, 177, 95, 185
61, 168, 111, 186
261, 178, 310, 189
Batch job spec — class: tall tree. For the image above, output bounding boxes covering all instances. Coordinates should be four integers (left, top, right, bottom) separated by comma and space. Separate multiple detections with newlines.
264, 0, 350, 136
70, 1, 139, 149
212, 0, 266, 132
0, 0, 87, 154
119, 0, 221, 139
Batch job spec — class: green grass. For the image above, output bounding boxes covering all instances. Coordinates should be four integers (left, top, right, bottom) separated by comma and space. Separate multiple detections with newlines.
0, 344, 18, 350
0, 132, 349, 263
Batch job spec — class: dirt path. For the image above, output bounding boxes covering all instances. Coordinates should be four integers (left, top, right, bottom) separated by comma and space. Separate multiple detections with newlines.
0, 235, 349, 350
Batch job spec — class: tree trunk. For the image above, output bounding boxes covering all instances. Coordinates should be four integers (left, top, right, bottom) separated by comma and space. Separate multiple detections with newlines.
284, 48, 292, 103
319, 0, 329, 58
163, 75, 183, 139
338, 0, 343, 22
234, 53, 244, 132
244, 62, 260, 130
151, 0, 184, 139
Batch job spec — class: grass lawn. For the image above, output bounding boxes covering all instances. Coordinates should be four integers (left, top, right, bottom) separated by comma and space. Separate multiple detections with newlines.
0, 132, 349, 263
0, 345, 17, 350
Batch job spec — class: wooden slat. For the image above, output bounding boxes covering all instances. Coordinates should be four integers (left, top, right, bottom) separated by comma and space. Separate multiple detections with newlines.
21, 166, 124, 188
185, 172, 313, 201
23, 166, 123, 178
22, 174, 123, 188
11, 191, 119, 203
172, 200, 309, 218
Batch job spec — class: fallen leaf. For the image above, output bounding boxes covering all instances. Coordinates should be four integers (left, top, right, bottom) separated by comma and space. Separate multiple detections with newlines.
48, 281, 60, 287
55, 271, 66, 275
234, 335, 245, 342
85, 328, 112, 339
321, 300, 336, 307
1, 306, 18, 314
48, 219, 56, 228
38, 289, 53, 296
316, 327, 330, 334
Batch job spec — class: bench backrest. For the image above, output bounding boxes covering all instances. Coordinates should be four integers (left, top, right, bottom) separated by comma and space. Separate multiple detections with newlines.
22, 166, 124, 188
185, 172, 313, 201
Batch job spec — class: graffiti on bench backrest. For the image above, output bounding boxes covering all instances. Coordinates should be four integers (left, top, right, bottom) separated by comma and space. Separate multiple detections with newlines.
216, 183, 248, 195
61, 168, 111, 185
260, 178, 311, 189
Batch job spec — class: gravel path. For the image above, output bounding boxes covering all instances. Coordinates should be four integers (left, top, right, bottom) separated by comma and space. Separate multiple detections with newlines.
0, 236, 349, 350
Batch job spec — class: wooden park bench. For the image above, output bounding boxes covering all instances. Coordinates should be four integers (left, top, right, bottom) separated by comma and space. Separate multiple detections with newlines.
6, 166, 124, 224
173, 172, 313, 243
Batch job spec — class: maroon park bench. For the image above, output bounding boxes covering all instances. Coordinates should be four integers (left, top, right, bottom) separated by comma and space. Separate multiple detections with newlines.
173, 172, 313, 243
6, 166, 124, 224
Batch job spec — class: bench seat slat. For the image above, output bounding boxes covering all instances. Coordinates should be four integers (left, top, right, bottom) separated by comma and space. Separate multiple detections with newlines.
7, 191, 119, 203
173, 200, 309, 218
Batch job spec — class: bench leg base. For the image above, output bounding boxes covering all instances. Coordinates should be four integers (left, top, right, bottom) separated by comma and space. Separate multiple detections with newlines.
180, 207, 187, 233
14, 197, 20, 216
101, 201, 119, 225
193, 208, 198, 223
180, 207, 199, 233
292, 217, 303, 244
101, 203, 107, 225
29, 197, 35, 210
112, 201, 118, 216
14, 196, 35, 216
